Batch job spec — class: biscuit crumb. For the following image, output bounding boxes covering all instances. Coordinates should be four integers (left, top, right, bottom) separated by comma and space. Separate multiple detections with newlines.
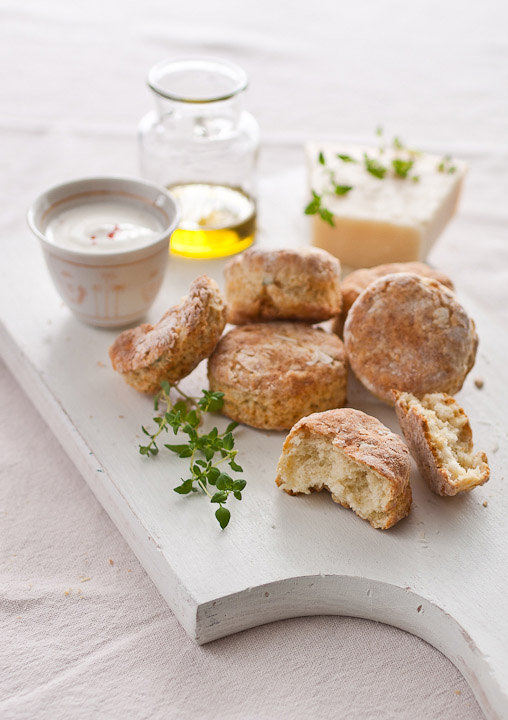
64, 588, 72, 596
474, 377, 484, 389
97, 360, 106, 368
109, 559, 114, 566
455, 690, 461, 696
80, 577, 91, 582
483, 500, 488, 508
127, 569, 132, 573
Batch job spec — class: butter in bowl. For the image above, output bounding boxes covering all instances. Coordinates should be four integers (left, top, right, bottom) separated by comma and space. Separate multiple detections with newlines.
27, 177, 179, 327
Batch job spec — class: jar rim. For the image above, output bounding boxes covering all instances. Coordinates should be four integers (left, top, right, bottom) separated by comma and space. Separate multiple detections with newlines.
147, 56, 248, 104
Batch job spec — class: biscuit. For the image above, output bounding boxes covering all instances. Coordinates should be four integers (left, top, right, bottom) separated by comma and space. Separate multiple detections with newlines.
393, 391, 489, 496
224, 247, 342, 324
344, 273, 478, 404
207, 322, 347, 430
332, 262, 454, 336
275, 408, 412, 529
110, 275, 226, 394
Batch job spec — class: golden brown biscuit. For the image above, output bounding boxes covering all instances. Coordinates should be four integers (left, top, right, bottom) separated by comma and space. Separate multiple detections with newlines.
393, 391, 489, 496
224, 247, 342, 324
110, 275, 226, 394
207, 322, 347, 430
332, 261, 455, 337
275, 408, 412, 529
344, 273, 478, 404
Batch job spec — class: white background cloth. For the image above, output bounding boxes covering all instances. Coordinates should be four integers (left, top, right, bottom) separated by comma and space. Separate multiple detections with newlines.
1, 0, 507, 718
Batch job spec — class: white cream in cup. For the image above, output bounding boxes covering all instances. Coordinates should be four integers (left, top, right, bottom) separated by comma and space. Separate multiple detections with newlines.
28, 177, 179, 328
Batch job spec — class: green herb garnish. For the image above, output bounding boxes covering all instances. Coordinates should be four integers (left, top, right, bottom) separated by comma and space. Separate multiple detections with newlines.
139, 381, 246, 529
304, 190, 335, 226
392, 158, 415, 178
333, 184, 353, 196
437, 155, 457, 174
364, 153, 387, 179
306, 129, 453, 224
336, 154, 357, 163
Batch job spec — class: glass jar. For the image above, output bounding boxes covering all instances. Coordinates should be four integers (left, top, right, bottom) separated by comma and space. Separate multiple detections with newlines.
138, 57, 259, 258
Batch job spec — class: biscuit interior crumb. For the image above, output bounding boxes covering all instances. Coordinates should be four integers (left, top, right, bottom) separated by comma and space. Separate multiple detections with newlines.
399, 392, 486, 489
277, 434, 393, 529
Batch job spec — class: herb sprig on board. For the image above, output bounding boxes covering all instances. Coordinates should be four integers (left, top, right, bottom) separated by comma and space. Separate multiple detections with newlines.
139, 381, 245, 529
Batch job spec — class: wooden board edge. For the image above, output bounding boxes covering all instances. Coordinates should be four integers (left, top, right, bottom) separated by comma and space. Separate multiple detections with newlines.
0, 319, 201, 641
196, 575, 505, 720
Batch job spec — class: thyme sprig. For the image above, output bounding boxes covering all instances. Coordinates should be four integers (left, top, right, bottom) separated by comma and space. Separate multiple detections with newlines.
305, 151, 354, 226
305, 128, 456, 225
437, 155, 457, 174
363, 152, 388, 179
304, 190, 335, 227
139, 381, 245, 529
391, 157, 415, 179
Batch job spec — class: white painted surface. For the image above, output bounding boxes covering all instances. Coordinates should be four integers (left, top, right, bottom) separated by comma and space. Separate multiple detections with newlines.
1, 170, 506, 719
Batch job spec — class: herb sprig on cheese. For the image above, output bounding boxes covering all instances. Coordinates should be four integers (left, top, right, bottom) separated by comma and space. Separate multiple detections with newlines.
305, 128, 457, 226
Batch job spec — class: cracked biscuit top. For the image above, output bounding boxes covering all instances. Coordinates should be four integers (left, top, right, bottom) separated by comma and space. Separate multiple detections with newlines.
208, 322, 348, 430
224, 247, 342, 324
109, 275, 227, 393
209, 322, 346, 393
344, 273, 478, 404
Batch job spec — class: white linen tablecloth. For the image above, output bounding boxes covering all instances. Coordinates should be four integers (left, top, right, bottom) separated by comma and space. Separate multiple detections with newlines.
1, 0, 507, 717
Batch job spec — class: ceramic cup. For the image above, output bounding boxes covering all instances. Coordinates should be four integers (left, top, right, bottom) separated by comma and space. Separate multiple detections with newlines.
27, 177, 179, 328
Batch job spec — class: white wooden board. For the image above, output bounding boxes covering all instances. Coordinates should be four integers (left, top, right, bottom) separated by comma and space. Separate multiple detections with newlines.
1, 171, 507, 719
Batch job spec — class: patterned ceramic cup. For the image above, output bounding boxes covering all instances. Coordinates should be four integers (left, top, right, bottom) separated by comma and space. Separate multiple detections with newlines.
27, 177, 179, 328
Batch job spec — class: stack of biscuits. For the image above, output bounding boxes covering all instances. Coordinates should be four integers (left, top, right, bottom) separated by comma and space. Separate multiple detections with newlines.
109, 246, 489, 530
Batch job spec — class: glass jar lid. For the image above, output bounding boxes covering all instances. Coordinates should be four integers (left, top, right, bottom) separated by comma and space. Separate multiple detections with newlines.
147, 57, 248, 104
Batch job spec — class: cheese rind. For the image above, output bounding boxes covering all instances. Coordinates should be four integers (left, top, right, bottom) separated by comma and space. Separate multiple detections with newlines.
306, 142, 466, 269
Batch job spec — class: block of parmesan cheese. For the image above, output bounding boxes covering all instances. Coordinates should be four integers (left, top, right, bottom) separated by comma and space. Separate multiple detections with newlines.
306, 142, 466, 269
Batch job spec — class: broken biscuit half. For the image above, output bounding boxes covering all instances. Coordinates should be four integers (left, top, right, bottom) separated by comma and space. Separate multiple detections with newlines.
275, 408, 412, 530
393, 391, 490, 496
109, 275, 226, 394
